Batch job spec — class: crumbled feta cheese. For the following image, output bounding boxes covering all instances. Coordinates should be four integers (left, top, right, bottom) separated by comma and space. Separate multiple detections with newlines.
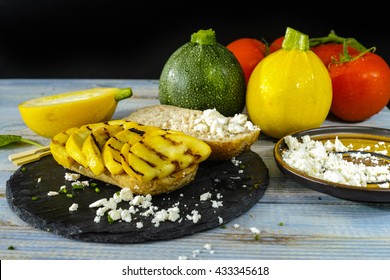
282, 135, 390, 187
211, 200, 223, 208
119, 188, 133, 201
64, 172, 80, 181
108, 209, 122, 221
200, 192, 212, 201
378, 182, 390, 188
186, 210, 201, 223
136, 222, 143, 229
47, 191, 59, 196
231, 157, 242, 166
90, 189, 194, 226
89, 198, 107, 208
167, 206, 181, 222
71, 180, 89, 187
121, 209, 132, 223
193, 108, 259, 139
96, 206, 109, 216
69, 203, 78, 212
334, 137, 349, 152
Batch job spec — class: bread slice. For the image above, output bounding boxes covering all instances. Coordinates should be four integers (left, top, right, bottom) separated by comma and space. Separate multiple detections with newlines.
68, 162, 198, 196
125, 105, 261, 161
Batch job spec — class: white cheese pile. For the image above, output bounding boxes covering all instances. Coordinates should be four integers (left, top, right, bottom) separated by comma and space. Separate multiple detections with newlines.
192, 109, 259, 139
88, 186, 224, 227
282, 135, 390, 187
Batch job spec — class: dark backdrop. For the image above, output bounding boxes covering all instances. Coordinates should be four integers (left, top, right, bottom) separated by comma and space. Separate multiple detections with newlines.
1, 0, 389, 79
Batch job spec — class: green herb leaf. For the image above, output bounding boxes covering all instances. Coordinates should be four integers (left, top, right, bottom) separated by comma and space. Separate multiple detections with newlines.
0, 134, 44, 148
72, 184, 84, 190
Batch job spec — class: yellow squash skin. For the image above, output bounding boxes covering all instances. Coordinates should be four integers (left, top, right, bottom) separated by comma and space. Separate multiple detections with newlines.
246, 30, 332, 139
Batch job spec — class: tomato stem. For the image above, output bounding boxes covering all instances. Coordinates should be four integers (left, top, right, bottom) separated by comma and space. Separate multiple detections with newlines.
337, 44, 376, 64
309, 30, 367, 52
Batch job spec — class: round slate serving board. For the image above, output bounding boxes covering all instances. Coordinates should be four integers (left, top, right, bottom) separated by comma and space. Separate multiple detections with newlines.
6, 150, 269, 243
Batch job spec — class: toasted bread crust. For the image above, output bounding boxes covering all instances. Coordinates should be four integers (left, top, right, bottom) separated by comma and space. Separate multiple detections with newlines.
68, 163, 198, 195
125, 104, 260, 160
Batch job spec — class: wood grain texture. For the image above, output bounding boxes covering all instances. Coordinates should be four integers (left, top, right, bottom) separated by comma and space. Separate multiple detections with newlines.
1, 79, 390, 260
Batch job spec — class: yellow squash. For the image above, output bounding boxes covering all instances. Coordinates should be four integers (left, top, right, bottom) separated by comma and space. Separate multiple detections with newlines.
19, 87, 132, 138
246, 27, 332, 139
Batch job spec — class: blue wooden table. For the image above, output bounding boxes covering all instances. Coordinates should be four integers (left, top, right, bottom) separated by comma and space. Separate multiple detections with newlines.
1, 79, 390, 260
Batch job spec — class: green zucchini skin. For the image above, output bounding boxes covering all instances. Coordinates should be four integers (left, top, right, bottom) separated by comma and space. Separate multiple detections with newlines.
158, 34, 246, 117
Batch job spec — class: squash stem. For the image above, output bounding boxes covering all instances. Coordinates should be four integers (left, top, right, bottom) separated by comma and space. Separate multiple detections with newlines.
114, 88, 133, 102
191, 29, 217, 45
282, 27, 310, 51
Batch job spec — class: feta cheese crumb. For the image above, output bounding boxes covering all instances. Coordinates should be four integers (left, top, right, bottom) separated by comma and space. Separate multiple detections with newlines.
64, 172, 80, 181
200, 192, 212, 201
211, 200, 223, 208
186, 210, 201, 223
69, 203, 78, 212
47, 191, 59, 196
136, 222, 143, 229
378, 182, 390, 188
89, 198, 107, 208
108, 209, 122, 221
119, 188, 133, 201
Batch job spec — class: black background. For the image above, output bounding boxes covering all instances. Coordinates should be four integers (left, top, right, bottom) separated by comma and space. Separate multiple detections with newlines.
0, 0, 389, 79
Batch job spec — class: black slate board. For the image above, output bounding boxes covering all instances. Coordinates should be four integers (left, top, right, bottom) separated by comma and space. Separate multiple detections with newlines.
6, 151, 269, 243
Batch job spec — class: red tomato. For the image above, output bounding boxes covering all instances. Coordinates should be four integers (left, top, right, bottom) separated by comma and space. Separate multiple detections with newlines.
269, 36, 284, 53
311, 43, 360, 68
328, 52, 390, 121
226, 38, 266, 84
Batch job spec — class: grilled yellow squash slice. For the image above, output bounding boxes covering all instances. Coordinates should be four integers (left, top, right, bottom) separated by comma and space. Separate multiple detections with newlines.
121, 131, 211, 182
50, 127, 79, 168
65, 120, 126, 171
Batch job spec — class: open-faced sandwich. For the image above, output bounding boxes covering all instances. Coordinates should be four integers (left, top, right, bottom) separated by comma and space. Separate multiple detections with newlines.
50, 120, 211, 195
49, 105, 260, 196
125, 104, 261, 161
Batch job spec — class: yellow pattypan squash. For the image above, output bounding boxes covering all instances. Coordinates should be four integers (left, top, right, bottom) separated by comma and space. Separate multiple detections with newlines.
246, 27, 332, 139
